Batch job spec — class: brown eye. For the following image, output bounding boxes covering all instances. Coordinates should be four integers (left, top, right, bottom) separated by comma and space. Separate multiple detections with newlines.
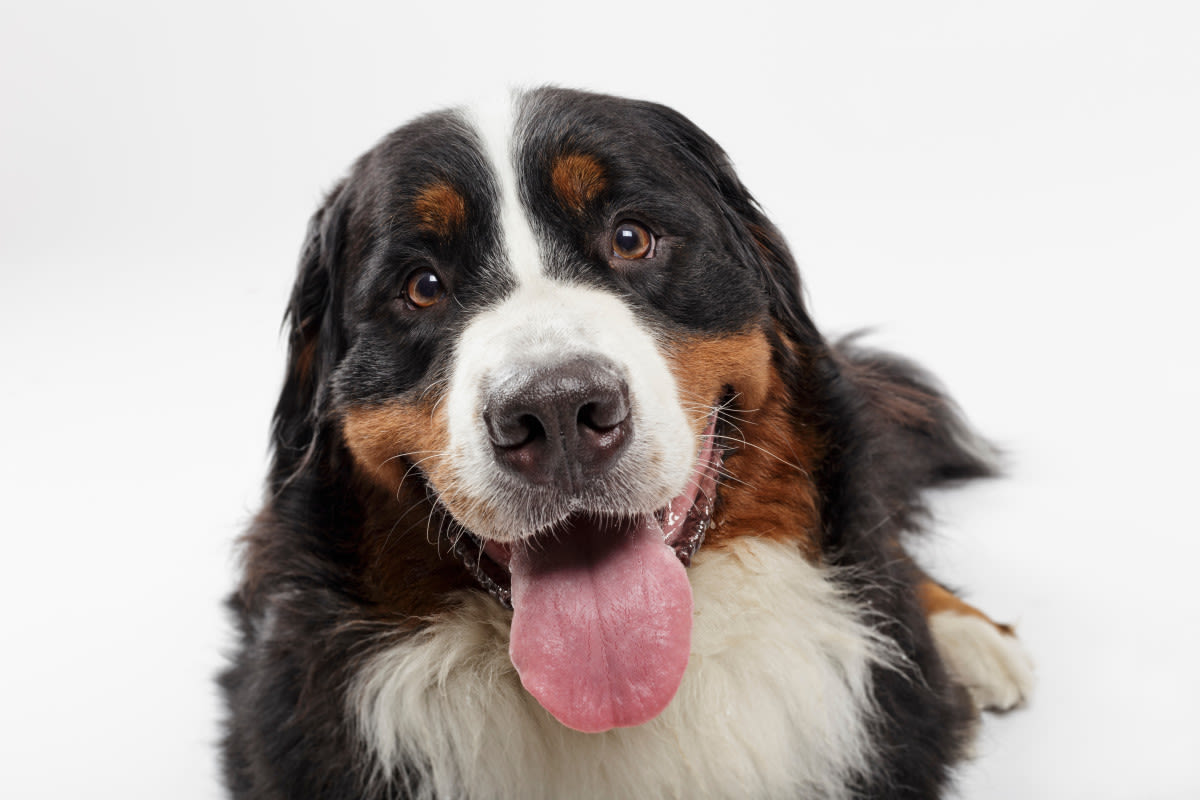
405, 269, 445, 308
612, 221, 654, 260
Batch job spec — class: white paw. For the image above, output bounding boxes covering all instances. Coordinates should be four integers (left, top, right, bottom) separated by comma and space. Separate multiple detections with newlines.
929, 612, 1034, 712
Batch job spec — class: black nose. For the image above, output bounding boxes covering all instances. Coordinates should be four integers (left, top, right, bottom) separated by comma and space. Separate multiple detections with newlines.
482, 356, 632, 489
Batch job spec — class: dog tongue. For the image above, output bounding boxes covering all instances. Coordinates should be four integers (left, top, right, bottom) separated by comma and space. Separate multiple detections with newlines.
508, 514, 693, 733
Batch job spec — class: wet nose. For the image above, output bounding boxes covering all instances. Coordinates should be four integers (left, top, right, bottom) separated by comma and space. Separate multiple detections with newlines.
482, 356, 632, 489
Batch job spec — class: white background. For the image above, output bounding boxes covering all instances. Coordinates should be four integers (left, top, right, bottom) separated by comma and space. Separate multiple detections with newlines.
2, 1, 1198, 797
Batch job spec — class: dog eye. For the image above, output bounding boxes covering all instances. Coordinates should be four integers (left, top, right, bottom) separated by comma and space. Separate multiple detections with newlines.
404, 269, 445, 308
611, 221, 654, 260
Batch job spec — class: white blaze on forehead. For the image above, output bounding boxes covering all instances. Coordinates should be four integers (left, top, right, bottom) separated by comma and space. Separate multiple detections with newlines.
467, 91, 545, 287
442, 92, 699, 543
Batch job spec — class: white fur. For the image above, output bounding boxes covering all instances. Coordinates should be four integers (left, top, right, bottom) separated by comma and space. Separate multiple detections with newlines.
929, 612, 1034, 711
351, 537, 897, 800
467, 92, 543, 287
439, 99, 699, 542
443, 278, 697, 540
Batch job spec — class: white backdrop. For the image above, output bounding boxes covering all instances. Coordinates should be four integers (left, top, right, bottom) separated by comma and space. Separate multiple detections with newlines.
2, 2, 1198, 798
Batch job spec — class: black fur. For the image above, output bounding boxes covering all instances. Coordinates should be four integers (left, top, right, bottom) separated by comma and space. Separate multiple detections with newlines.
223, 88, 996, 799
819, 343, 993, 797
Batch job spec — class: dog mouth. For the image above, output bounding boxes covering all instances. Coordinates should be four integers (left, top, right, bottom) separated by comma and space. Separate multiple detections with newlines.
447, 401, 728, 733
451, 405, 726, 610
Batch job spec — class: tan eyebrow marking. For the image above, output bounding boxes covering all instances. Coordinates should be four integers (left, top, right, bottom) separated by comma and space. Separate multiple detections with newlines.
413, 181, 467, 238
551, 153, 607, 213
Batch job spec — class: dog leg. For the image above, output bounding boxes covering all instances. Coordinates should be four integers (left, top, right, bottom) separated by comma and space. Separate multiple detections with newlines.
918, 580, 1035, 713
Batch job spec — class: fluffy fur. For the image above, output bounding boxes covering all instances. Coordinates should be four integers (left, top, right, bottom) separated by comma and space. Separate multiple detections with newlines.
221, 87, 1032, 800
353, 539, 893, 800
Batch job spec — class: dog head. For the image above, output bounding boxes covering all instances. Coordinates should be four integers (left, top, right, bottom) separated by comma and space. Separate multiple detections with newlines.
270, 88, 828, 732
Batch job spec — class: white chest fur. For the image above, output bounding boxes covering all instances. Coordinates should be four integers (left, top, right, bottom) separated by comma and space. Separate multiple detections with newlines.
351, 537, 894, 800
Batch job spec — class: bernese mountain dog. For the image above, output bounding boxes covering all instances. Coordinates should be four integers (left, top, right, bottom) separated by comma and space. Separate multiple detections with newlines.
221, 87, 1034, 799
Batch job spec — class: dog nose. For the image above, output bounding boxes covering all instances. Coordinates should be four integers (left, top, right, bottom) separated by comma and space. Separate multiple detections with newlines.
483, 356, 632, 489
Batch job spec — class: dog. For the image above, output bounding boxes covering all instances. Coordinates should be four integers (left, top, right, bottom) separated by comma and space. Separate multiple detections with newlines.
221, 87, 1034, 799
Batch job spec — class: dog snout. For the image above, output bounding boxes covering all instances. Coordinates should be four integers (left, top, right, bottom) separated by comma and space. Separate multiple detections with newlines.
482, 356, 632, 489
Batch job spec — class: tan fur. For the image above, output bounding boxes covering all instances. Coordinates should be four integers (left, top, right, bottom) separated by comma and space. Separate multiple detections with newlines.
343, 402, 449, 488
917, 579, 1016, 638
413, 181, 467, 238
341, 402, 473, 616
550, 153, 606, 213
664, 329, 823, 559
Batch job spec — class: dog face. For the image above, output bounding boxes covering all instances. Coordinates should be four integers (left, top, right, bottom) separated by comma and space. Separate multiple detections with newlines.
275, 88, 825, 733
229, 89, 1016, 797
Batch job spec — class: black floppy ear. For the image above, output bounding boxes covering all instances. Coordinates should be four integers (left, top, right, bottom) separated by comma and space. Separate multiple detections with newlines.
269, 182, 350, 490
726, 197, 823, 353
641, 102, 823, 351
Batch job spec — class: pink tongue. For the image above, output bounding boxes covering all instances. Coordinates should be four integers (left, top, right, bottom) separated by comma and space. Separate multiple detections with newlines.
508, 515, 693, 733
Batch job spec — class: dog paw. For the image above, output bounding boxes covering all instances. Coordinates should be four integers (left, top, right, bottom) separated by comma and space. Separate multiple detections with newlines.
929, 611, 1034, 712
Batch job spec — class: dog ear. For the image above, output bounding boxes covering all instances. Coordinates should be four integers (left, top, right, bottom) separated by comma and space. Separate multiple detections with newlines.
642, 102, 823, 353
729, 200, 824, 353
269, 182, 350, 491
